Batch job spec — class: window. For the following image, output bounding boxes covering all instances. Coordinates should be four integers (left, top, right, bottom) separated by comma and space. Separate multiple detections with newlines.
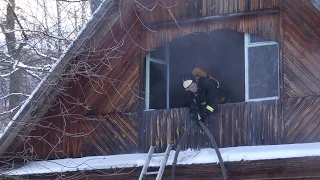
144, 30, 280, 110
245, 33, 279, 101
145, 46, 170, 110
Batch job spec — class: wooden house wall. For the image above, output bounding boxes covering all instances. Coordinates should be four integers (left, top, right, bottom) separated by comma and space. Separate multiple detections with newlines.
139, 0, 281, 50
283, 0, 320, 144
6, 0, 320, 162
138, 0, 320, 147
139, 0, 283, 152
284, 96, 320, 144
82, 113, 140, 156
142, 100, 281, 152
283, 0, 320, 98
9, 1, 142, 159
138, 0, 280, 23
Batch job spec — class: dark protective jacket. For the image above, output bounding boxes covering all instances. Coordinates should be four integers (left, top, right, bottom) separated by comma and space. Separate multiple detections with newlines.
187, 77, 222, 121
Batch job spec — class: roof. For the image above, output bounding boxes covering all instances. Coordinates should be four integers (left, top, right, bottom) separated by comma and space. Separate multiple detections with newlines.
4, 142, 320, 179
310, 0, 320, 11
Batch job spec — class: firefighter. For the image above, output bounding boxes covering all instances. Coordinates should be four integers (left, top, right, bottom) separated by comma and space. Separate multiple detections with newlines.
182, 74, 227, 124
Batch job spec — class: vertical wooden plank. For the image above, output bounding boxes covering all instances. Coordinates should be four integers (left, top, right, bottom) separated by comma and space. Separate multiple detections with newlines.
231, 103, 236, 146
256, 102, 261, 145
266, 101, 271, 145
185, 111, 191, 150
223, 0, 229, 13
241, 102, 247, 146
250, 0, 260, 10
219, 0, 224, 14
257, 102, 261, 145
211, 109, 220, 147
218, 104, 223, 147
261, 102, 266, 145
234, 103, 240, 146
228, 0, 233, 13
225, 104, 230, 147
174, 109, 178, 145
215, 0, 220, 15
146, 111, 150, 151
201, 0, 206, 16
244, 0, 251, 11
167, 110, 172, 145
277, 99, 284, 144
151, 112, 156, 146
219, 104, 224, 147
273, 100, 279, 144
263, 101, 269, 144
249, 102, 255, 146
239, 102, 245, 146
159, 111, 164, 151
233, 0, 238, 13
208, 0, 217, 16
272, 100, 277, 144
156, 112, 161, 151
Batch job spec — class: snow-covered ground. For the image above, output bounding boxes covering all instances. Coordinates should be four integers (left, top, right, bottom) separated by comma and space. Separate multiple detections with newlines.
4, 142, 320, 176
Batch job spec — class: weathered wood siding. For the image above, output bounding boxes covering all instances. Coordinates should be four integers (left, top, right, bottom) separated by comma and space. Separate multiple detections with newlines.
139, 0, 280, 22
141, 100, 282, 152
283, 0, 320, 98
284, 96, 320, 144
82, 113, 139, 156
282, 1, 320, 144
139, 0, 283, 152
139, 0, 281, 50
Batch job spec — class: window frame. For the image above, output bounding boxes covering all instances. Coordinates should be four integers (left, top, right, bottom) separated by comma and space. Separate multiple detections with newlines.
244, 33, 280, 102
145, 33, 280, 110
145, 45, 170, 110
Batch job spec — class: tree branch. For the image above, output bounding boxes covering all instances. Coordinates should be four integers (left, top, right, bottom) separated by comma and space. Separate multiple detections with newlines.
6, 0, 28, 41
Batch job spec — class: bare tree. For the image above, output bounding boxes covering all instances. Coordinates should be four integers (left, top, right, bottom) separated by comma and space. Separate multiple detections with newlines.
0, 0, 91, 131
1, 0, 23, 117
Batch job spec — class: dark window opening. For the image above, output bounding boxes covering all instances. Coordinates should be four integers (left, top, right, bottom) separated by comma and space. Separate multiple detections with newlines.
145, 29, 279, 110
149, 62, 167, 109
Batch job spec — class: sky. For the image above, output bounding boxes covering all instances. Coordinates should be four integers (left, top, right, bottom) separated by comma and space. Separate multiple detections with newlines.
4, 142, 320, 176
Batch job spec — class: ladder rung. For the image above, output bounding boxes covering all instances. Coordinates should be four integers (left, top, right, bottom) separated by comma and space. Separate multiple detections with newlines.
145, 171, 159, 175
139, 144, 173, 180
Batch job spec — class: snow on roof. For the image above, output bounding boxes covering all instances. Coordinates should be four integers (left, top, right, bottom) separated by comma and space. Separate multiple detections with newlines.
4, 142, 320, 176
310, 0, 320, 11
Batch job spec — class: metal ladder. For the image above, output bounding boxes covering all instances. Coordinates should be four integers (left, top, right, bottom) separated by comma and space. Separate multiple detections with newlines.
138, 144, 173, 180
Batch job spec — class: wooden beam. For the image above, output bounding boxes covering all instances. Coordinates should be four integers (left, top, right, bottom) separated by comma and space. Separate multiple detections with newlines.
144, 8, 279, 29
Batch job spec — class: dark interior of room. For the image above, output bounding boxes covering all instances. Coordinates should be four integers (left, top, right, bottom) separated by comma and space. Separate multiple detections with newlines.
149, 29, 245, 109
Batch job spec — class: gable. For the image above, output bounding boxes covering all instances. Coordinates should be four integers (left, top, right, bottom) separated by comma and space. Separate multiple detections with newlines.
0, 0, 141, 159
